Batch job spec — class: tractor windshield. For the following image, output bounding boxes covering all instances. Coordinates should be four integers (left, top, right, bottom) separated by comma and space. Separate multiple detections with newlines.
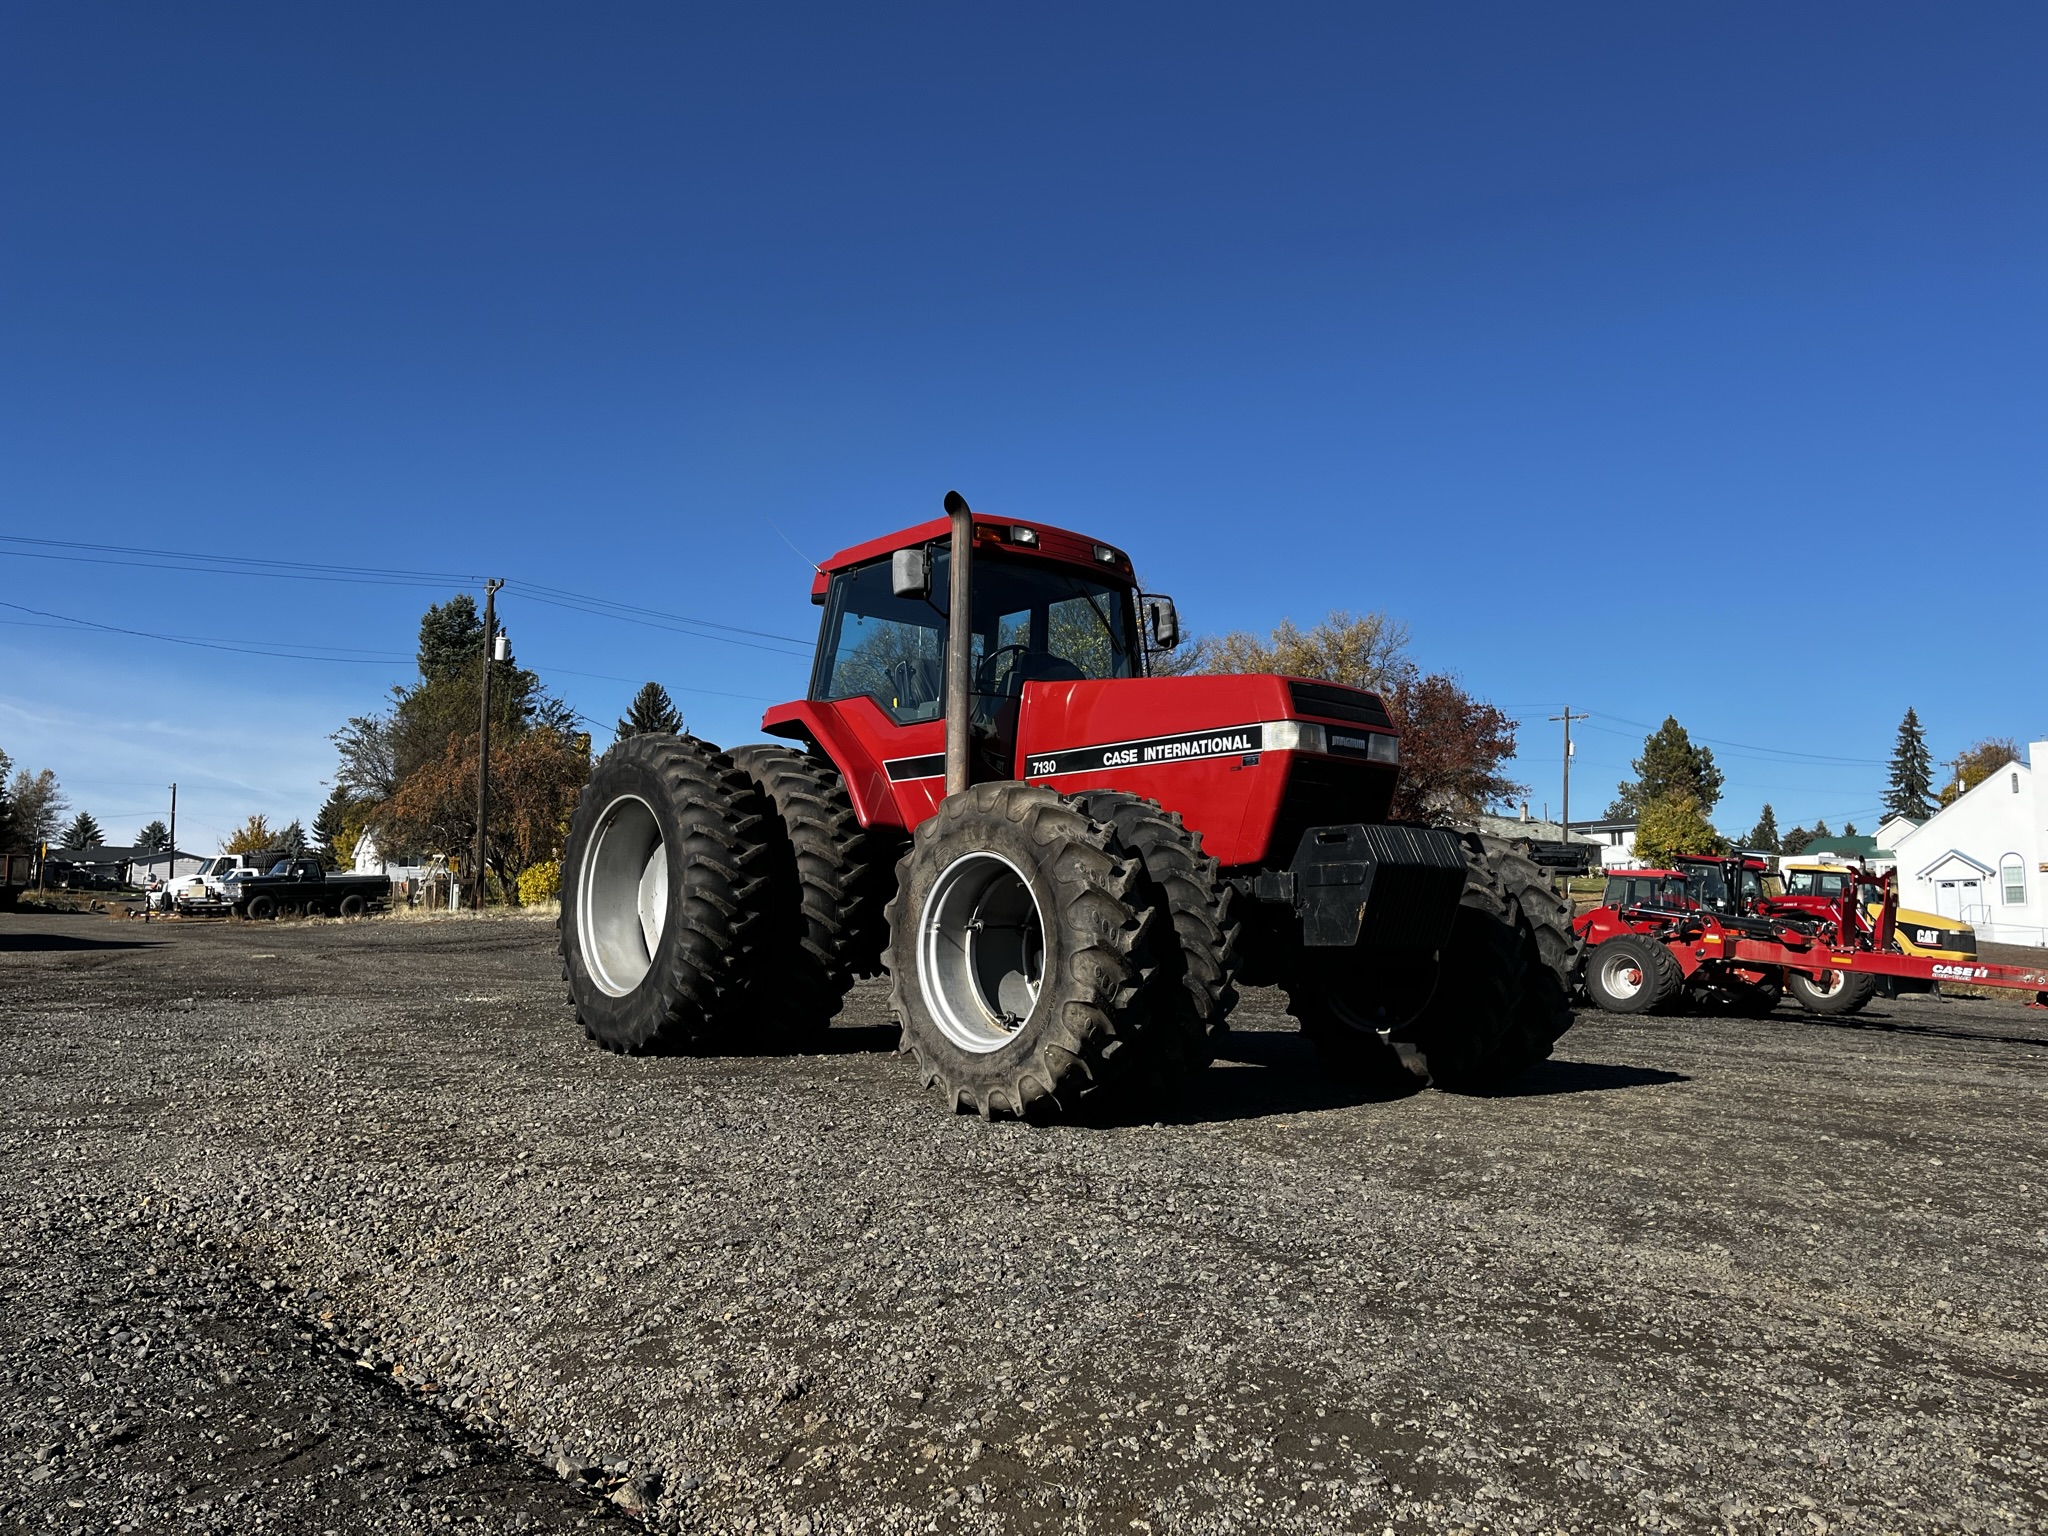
813, 550, 1139, 725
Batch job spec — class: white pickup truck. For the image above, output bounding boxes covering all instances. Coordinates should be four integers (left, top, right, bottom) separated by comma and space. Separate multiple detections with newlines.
171, 852, 280, 911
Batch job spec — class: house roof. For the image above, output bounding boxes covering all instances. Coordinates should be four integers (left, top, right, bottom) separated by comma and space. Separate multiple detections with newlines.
1799, 835, 1879, 857
1917, 848, 1994, 881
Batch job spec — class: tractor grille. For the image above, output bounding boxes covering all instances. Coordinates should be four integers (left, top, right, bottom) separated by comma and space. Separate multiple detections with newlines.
1267, 755, 1397, 864
1288, 680, 1393, 730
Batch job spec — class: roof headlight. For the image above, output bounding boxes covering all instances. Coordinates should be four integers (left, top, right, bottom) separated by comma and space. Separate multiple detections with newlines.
1093, 543, 1119, 565
1009, 525, 1039, 546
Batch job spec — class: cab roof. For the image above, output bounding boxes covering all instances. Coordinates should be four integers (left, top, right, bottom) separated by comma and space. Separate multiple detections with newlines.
811, 513, 1136, 601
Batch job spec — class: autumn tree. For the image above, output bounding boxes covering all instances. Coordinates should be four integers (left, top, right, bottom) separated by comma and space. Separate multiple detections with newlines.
1883, 707, 1935, 821
61, 810, 104, 850
1744, 803, 1781, 854
615, 682, 684, 744
1608, 717, 1723, 819
377, 726, 591, 902
0, 751, 14, 847
330, 592, 587, 888
136, 819, 172, 854
222, 814, 277, 855
1940, 737, 2022, 806
1632, 794, 1723, 865
1157, 609, 1523, 822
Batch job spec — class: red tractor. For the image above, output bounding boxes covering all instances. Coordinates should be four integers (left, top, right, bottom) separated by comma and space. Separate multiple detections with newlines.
558, 493, 1581, 1117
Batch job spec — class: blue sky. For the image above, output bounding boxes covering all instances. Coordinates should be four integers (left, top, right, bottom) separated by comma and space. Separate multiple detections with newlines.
4, 4, 2043, 850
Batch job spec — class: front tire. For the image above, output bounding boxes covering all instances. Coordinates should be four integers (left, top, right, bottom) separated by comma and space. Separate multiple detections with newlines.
245, 895, 277, 921
886, 783, 1163, 1118
1068, 789, 1239, 1077
559, 733, 775, 1054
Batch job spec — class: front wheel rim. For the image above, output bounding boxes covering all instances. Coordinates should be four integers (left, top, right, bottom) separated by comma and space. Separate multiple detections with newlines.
579, 794, 668, 997
918, 850, 1046, 1054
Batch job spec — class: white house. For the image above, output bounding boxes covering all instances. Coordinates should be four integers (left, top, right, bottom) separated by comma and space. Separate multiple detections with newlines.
1570, 819, 1640, 870
1883, 740, 2048, 947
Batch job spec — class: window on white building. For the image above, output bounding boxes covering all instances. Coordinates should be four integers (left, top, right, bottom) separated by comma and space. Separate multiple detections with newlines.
2001, 854, 2027, 905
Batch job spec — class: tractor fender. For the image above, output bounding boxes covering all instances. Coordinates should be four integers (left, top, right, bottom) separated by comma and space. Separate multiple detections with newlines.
759, 697, 932, 834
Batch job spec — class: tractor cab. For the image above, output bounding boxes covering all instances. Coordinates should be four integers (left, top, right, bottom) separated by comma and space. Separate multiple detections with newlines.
1671, 853, 1780, 914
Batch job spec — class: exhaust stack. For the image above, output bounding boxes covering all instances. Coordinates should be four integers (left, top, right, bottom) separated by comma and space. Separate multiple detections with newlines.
943, 489, 974, 797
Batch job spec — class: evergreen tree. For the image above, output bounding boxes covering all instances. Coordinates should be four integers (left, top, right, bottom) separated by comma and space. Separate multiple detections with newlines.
615, 681, 685, 744
1608, 716, 1724, 819
61, 810, 104, 849
135, 819, 172, 854
1744, 803, 1781, 853
417, 594, 484, 683
0, 748, 14, 847
1843, 821, 1858, 837
311, 785, 355, 868
1781, 824, 1812, 855
277, 819, 309, 858
1882, 707, 1935, 821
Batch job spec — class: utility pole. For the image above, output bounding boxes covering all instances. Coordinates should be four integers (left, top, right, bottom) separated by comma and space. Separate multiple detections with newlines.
1548, 707, 1589, 841
474, 579, 503, 911
167, 782, 177, 903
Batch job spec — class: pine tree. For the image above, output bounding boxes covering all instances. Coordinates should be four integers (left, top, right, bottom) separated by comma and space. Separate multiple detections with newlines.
1882, 707, 1935, 821
1608, 716, 1724, 819
61, 810, 104, 849
135, 819, 172, 854
1781, 824, 1812, 855
1844, 821, 1858, 837
417, 594, 484, 683
277, 819, 308, 858
1744, 803, 1781, 853
311, 785, 354, 868
615, 682, 684, 744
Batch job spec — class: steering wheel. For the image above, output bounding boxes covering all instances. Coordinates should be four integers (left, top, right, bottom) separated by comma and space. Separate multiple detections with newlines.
976, 643, 1034, 697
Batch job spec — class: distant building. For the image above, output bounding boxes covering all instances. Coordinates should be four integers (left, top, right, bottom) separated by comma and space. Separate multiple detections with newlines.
1868, 741, 2047, 947
1568, 819, 1639, 870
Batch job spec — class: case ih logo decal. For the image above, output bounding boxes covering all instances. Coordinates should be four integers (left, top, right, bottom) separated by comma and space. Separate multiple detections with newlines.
1932, 963, 1990, 980
1024, 726, 1264, 780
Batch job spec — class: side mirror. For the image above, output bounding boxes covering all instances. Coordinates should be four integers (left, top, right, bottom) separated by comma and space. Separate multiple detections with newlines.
1144, 595, 1180, 650
891, 547, 931, 599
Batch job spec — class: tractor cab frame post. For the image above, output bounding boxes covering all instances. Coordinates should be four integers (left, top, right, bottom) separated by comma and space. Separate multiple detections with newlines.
942, 490, 974, 798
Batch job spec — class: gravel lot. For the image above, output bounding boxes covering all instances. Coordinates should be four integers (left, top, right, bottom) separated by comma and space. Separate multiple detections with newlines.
5, 906, 2046, 1535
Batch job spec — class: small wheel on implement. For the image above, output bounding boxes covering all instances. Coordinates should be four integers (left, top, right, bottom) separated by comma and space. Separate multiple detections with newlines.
1787, 967, 1878, 1016
1583, 934, 1681, 1014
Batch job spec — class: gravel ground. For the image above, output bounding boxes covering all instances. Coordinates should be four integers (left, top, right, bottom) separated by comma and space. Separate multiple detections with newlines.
4, 907, 2046, 1535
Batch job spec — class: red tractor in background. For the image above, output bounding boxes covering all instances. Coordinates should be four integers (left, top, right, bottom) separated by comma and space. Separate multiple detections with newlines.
558, 493, 1582, 1117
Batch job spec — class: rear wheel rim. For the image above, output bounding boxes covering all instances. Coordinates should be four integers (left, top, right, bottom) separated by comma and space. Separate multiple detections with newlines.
918, 850, 1045, 1053
1601, 950, 1646, 1000
579, 794, 668, 997
1811, 970, 1846, 997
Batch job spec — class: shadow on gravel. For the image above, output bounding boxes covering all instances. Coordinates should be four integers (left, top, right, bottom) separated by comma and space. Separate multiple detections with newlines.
0, 931, 164, 953
1482, 1058, 1690, 1097
1108, 1031, 1689, 1126
1793, 1011, 2048, 1051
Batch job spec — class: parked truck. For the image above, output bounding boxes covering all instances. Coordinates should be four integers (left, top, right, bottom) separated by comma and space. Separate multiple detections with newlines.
233, 860, 391, 920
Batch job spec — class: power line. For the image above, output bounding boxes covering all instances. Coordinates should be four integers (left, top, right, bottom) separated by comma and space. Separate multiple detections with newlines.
0, 600, 415, 664
1579, 714, 1887, 768
0, 532, 816, 653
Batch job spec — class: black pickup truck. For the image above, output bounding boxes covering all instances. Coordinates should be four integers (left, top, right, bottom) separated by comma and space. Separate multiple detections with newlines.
233, 860, 392, 920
